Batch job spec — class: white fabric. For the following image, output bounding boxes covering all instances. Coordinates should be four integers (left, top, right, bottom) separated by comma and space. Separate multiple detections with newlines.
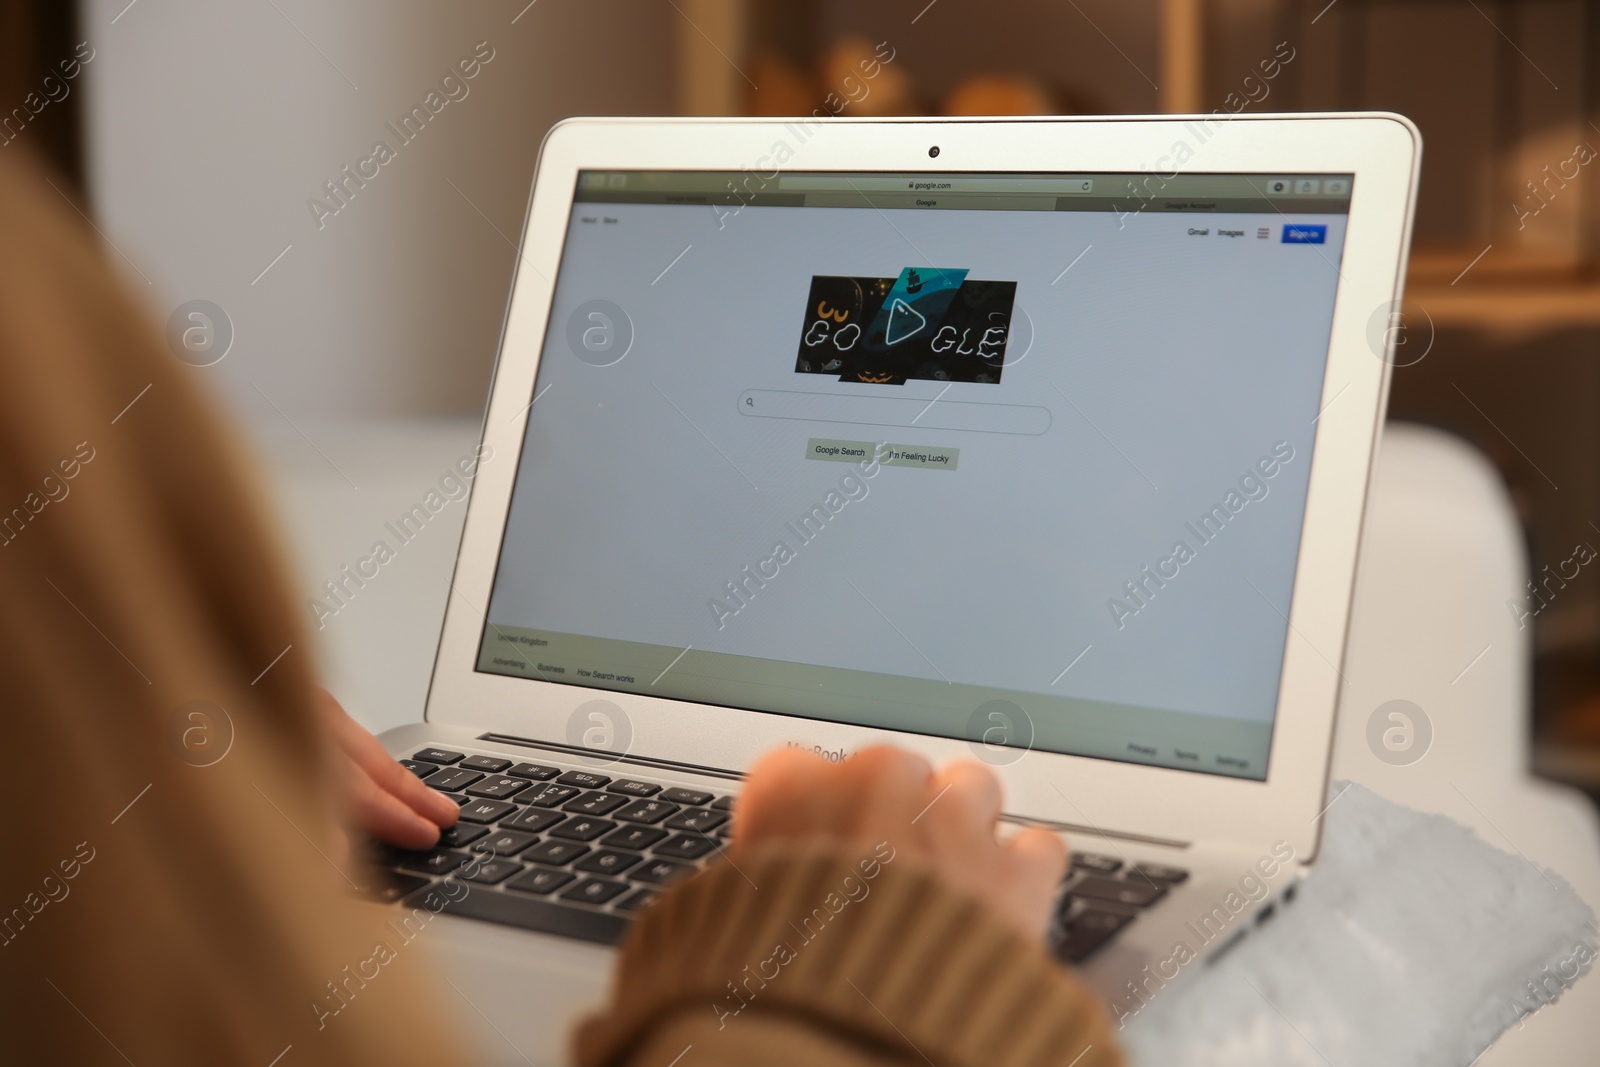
1124, 782, 1597, 1066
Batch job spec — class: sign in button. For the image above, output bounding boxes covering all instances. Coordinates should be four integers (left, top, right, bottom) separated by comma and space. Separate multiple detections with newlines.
1281, 223, 1327, 244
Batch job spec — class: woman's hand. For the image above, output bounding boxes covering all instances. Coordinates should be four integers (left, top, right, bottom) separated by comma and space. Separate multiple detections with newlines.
733, 745, 1068, 940
316, 688, 458, 850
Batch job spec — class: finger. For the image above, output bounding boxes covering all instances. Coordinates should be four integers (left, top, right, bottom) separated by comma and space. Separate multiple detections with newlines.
319, 692, 457, 827
314, 687, 365, 759
843, 745, 934, 831
360, 742, 459, 828
925, 759, 1003, 835
348, 764, 444, 849
735, 747, 838, 846
998, 825, 1062, 927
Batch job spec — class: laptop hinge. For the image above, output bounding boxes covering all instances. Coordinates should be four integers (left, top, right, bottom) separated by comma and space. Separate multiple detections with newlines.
1000, 813, 1191, 850
482, 731, 1192, 847
478, 732, 743, 781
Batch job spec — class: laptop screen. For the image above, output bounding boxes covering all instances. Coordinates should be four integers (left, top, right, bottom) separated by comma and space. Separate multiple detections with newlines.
477, 169, 1354, 781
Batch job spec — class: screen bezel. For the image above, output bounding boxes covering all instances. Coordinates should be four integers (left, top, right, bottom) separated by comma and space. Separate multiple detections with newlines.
424, 115, 1419, 860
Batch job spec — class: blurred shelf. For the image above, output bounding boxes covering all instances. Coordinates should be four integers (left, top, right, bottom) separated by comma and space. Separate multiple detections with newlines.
1404, 280, 1600, 331
1400, 247, 1600, 330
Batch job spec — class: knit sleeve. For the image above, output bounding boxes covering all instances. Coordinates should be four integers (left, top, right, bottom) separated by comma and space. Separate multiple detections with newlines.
573, 842, 1126, 1067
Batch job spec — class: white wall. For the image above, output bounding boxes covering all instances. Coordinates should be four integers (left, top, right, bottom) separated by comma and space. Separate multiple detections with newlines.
84, 0, 676, 419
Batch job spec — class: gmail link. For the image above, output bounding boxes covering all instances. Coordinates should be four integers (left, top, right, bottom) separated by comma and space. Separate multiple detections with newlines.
738, 389, 1052, 436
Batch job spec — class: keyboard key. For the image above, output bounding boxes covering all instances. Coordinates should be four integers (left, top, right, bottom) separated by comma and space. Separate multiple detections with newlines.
550, 816, 616, 842
465, 776, 531, 800
574, 849, 643, 877
630, 858, 690, 885
501, 808, 564, 834
508, 762, 562, 781
710, 795, 735, 811
616, 799, 678, 824
665, 809, 728, 834
1054, 906, 1135, 962
602, 826, 668, 851
451, 794, 474, 807
438, 823, 489, 848
606, 779, 661, 797
472, 829, 538, 857
414, 748, 463, 765
617, 887, 659, 912
399, 759, 438, 780
660, 787, 714, 806
461, 858, 522, 885
1127, 863, 1189, 885
1068, 877, 1166, 908
458, 799, 517, 824
560, 878, 629, 906
1071, 852, 1123, 874
522, 784, 582, 808
557, 770, 612, 789
564, 791, 629, 816
524, 840, 590, 866
461, 755, 512, 773
425, 768, 484, 793
506, 867, 576, 896
396, 848, 471, 876
655, 834, 717, 860
405, 880, 625, 945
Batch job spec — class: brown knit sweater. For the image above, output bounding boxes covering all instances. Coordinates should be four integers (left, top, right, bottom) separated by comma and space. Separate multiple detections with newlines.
0, 147, 1123, 1067
577, 843, 1124, 1067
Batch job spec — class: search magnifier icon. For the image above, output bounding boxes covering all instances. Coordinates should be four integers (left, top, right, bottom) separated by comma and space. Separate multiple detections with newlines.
745, 397, 754, 407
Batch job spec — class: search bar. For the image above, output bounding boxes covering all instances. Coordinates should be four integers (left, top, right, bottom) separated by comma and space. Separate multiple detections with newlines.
737, 389, 1052, 436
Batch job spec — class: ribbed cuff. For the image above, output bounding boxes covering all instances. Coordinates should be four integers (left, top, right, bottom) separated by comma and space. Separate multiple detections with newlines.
573, 842, 1122, 1067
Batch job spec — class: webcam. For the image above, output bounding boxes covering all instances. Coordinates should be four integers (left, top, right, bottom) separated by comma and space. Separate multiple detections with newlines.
928, 146, 940, 158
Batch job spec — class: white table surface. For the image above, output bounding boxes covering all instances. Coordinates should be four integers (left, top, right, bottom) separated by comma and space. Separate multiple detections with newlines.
253, 417, 1600, 1064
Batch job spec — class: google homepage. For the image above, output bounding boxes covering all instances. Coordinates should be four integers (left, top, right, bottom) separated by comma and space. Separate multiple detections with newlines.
479, 171, 1352, 780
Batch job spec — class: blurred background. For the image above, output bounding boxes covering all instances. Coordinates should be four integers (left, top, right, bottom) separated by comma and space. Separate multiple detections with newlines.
4, 0, 1599, 806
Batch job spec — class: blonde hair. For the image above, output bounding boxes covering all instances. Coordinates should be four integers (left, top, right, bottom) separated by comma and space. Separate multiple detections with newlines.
0, 150, 463, 1064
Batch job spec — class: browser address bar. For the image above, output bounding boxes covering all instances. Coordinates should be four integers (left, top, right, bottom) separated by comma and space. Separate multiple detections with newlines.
776, 176, 1094, 194
737, 389, 1052, 436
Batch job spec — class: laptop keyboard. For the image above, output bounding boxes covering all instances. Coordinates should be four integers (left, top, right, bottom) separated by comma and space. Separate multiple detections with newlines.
371, 746, 1186, 961
365, 749, 733, 945
1052, 852, 1189, 962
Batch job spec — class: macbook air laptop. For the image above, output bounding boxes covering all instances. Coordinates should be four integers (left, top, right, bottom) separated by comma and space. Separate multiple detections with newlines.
371, 113, 1420, 1062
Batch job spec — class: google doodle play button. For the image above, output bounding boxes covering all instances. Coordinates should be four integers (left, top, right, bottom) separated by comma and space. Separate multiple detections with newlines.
883, 298, 927, 345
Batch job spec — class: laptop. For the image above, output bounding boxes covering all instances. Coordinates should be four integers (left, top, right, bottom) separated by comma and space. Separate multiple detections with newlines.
371, 113, 1420, 1060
